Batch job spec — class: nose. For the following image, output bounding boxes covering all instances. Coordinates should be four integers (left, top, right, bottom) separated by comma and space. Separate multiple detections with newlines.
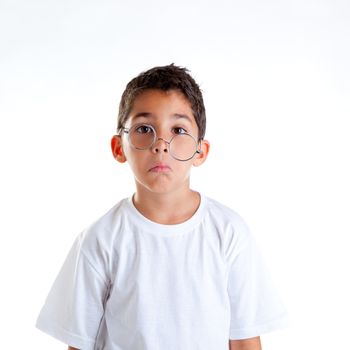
152, 137, 169, 154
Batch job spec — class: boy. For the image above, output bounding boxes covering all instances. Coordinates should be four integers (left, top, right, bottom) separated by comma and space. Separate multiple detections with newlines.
36, 64, 288, 350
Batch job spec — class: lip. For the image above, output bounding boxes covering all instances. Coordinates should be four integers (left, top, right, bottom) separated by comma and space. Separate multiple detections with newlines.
148, 163, 172, 172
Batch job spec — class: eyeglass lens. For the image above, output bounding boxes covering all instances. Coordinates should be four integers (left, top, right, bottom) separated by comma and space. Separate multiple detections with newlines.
128, 125, 198, 161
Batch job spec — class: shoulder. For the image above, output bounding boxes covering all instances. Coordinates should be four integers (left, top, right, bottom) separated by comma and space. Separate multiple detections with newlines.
54, 198, 131, 283
84, 198, 128, 237
202, 195, 254, 260
204, 195, 251, 235
76, 198, 130, 263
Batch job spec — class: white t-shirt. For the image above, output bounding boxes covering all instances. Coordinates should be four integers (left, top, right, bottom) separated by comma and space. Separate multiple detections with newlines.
36, 193, 288, 350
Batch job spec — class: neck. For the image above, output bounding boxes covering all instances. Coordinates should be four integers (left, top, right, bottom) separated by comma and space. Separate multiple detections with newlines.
132, 186, 200, 225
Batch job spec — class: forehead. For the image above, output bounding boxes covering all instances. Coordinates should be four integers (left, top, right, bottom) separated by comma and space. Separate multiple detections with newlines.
128, 89, 195, 125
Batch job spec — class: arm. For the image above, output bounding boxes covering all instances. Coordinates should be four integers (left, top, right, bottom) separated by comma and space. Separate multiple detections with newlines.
68, 347, 79, 350
229, 336, 262, 350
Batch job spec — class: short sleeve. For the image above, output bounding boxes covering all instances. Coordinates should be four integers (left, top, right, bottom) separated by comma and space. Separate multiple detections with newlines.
36, 232, 110, 350
227, 224, 289, 340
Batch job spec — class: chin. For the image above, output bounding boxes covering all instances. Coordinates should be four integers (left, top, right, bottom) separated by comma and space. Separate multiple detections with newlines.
135, 174, 190, 195
135, 179, 172, 194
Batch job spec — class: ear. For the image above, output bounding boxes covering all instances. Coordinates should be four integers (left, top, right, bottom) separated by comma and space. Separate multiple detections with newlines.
193, 139, 210, 167
111, 135, 127, 163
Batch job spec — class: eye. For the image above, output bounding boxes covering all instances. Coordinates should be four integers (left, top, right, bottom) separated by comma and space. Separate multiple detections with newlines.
173, 127, 187, 135
135, 125, 153, 134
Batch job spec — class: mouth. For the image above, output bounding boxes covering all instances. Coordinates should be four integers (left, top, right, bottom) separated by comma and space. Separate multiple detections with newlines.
148, 163, 172, 173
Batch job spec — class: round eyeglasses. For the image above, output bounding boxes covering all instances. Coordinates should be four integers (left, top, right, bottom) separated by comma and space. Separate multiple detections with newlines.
121, 124, 201, 161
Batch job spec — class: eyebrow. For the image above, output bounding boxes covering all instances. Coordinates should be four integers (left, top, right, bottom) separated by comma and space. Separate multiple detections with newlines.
132, 112, 193, 124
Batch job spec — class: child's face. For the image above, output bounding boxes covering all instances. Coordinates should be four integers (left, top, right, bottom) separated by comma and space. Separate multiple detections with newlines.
112, 89, 209, 196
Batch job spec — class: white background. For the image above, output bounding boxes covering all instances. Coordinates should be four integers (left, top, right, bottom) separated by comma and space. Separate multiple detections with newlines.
1, 0, 349, 349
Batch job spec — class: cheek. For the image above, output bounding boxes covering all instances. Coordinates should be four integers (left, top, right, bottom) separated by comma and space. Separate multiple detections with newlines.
121, 140, 136, 161
176, 162, 193, 177
124, 150, 146, 172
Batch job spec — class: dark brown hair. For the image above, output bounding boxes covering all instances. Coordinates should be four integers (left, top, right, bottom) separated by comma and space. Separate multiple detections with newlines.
117, 64, 206, 140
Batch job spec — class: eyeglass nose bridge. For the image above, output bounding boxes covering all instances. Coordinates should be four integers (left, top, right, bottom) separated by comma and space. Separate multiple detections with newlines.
155, 137, 172, 145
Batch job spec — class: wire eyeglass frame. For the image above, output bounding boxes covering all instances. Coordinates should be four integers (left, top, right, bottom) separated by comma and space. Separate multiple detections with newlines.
120, 123, 202, 161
